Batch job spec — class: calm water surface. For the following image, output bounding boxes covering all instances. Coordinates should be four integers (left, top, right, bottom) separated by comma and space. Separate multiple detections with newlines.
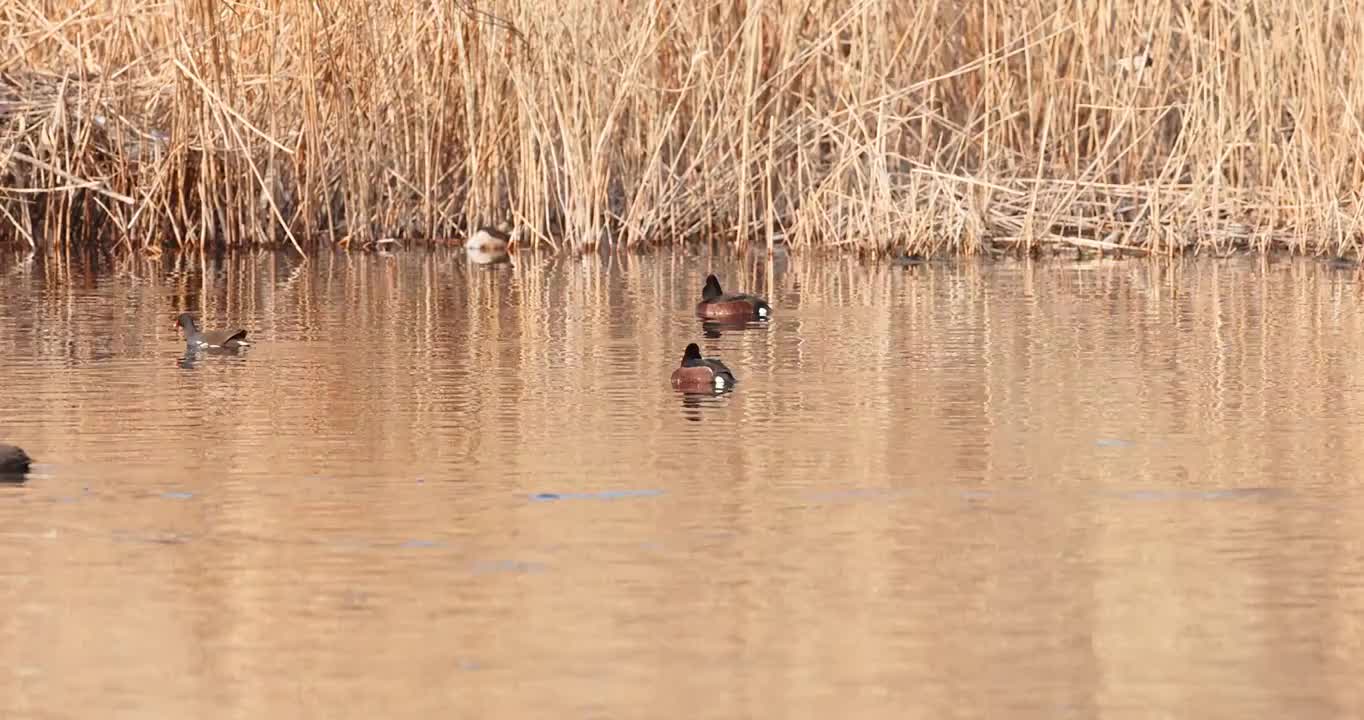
3, 247, 1364, 718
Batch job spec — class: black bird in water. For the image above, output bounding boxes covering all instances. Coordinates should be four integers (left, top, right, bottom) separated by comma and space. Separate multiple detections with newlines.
1, 444, 32, 480
176, 312, 250, 352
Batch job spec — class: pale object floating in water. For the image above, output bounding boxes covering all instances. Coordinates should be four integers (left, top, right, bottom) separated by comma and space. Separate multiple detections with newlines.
465, 226, 515, 265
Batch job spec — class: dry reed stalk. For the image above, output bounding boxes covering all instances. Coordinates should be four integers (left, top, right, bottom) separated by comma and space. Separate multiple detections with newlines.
2, 0, 1363, 258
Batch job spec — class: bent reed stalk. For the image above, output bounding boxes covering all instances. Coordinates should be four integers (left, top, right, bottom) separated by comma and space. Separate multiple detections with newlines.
2, 0, 1363, 258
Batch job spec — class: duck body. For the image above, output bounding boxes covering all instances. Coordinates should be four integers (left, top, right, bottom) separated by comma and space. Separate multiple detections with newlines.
0, 444, 31, 477
465, 226, 511, 252
695, 275, 771, 320
465, 226, 514, 266
670, 343, 737, 391
176, 313, 250, 351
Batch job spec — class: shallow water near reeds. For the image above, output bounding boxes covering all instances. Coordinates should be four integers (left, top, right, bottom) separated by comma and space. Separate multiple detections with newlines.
3, 247, 1364, 718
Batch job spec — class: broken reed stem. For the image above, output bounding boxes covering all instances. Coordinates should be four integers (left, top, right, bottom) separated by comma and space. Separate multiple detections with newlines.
1, 0, 1363, 258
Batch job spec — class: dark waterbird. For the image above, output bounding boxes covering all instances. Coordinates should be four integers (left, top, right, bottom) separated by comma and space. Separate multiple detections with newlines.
670, 343, 736, 392
1, 444, 32, 479
176, 312, 250, 351
695, 274, 771, 321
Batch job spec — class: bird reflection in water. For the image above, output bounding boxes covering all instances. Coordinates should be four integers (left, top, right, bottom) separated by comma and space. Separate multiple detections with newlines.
701, 319, 767, 339
677, 387, 733, 422
177, 343, 250, 369
177, 349, 199, 369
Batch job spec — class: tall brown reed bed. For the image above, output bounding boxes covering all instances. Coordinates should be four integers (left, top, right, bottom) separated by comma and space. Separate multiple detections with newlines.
2, 0, 1363, 257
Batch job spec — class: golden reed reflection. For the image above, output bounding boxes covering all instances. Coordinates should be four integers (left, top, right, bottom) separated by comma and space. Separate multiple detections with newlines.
1, 248, 1364, 718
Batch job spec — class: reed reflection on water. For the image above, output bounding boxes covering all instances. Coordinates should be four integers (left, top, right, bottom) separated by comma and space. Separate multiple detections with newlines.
2, 247, 1364, 719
